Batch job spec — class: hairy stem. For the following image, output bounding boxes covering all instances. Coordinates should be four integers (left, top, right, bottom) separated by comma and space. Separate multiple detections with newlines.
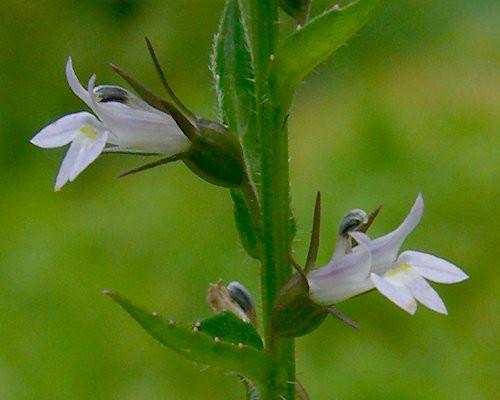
249, 1, 295, 398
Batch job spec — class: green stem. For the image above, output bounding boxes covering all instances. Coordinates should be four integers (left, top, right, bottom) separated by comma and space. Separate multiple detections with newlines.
249, 1, 295, 398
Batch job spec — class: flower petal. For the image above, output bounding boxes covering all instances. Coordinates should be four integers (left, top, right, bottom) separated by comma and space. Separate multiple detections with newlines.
87, 76, 190, 155
55, 146, 76, 190
370, 272, 417, 314
349, 231, 371, 246
54, 127, 108, 191
399, 250, 468, 284
308, 244, 372, 305
69, 131, 108, 181
31, 112, 102, 149
367, 194, 424, 274
65, 57, 92, 107
398, 267, 447, 314
330, 236, 349, 262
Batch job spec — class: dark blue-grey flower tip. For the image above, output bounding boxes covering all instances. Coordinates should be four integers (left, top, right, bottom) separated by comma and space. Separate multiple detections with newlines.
227, 281, 254, 314
94, 85, 130, 104
338, 209, 368, 236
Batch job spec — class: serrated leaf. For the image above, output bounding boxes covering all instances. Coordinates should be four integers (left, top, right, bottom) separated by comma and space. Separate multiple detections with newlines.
279, 0, 310, 25
271, 0, 380, 106
104, 291, 275, 385
198, 312, 263, 350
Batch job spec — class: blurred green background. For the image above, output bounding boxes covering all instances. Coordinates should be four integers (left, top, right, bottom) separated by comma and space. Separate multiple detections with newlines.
0, 0, 498, 399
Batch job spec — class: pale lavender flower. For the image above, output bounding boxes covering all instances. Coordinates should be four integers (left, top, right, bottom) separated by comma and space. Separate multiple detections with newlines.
308, 195, 468, 314
31, 58, 190, 190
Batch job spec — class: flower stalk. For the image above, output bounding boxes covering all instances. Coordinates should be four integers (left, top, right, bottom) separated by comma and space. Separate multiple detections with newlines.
248, 0, 295, 398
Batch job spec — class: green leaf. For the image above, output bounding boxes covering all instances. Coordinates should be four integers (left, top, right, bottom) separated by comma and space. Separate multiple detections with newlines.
212, 0, 255, 139
198, 312, 263, 350
212, 0, 262, 259
271, 0, 381, 106
231, 189, 261, 259
279, 0, 310, 25
104, 291, 276, 385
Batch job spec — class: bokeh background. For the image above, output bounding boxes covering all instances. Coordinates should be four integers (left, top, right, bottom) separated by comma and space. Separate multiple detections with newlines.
1, 0, 498, 399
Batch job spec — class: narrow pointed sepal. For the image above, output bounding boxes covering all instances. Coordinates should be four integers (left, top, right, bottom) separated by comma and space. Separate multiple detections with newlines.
118, 153, 185, 178
304, 192, 322, 273
327, 307, 359, 330
145, 38, 197, 122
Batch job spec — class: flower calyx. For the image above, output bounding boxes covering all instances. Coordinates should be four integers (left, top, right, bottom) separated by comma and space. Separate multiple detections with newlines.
271, 262, 330, 338
184, 118, 246, 188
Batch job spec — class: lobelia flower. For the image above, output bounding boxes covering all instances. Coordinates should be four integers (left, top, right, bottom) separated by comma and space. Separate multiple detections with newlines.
271, 193, 367, 337
30, 57, 191, 191
308, 194, 469, 315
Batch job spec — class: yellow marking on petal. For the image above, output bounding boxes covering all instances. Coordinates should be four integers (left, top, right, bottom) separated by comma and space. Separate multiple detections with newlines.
80, 125, 99, 140
386, 263, 411, 277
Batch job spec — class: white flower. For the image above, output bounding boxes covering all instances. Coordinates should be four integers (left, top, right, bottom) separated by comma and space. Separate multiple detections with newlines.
308, 194, 468, 315
31, 58, 191, 190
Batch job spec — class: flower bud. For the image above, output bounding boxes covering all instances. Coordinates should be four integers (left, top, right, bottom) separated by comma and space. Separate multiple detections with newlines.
185, 119, 246, 188
207, 281, 256, 326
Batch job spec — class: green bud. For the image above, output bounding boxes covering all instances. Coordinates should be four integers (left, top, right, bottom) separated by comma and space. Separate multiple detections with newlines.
184, 118, 246, 188
271, 273, 328, 338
